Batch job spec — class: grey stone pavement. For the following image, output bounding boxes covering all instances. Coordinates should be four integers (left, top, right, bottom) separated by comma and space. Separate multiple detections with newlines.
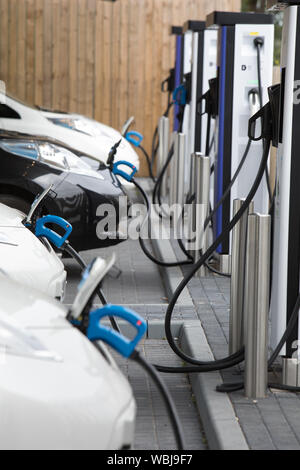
110, 339, 207, 450
63, 239, 169, 306
62, 237, 206, 450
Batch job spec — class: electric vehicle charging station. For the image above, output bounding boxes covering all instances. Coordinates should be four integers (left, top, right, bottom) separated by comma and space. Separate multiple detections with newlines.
182, 21, 217, 161
181, 21, 218, 256
206, 11, 274, 256
168, 21, 217, 226
181, 21, 205, 189
179, 20, 216, 195
265, 1, 300, 381
168, 20, 196, 198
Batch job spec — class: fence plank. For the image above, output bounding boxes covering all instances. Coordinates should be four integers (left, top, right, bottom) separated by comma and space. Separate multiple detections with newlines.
0, 0, 9, 88
34, 0, 44, 106
16, 0, 26, 99
25, 0, 35, 103
86, 0, 96, 118
102, 0, 112, 124
118, 0, 129, 129
144, 0, 154, 157
95, 0, 103, 121
59, 0, 70, 112
8, 0, 18, 95
69, 0, 78, 112
77, 0, 87, 115
42, 0, 52, 107
111, 0, 121, 129
52, 0, 61, 108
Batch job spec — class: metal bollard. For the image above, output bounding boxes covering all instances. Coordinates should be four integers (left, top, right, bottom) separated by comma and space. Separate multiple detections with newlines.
219, 255, 232, 275
282, 358, 300, 387
173, 133, 186, 208
229, 199, 254, 355
244, 213, 271, 399
169, 132, 178, 207
193, 154, 210, 277
170, 133, 186, 241
187, 151, 199, 243
158, 116, 170, 198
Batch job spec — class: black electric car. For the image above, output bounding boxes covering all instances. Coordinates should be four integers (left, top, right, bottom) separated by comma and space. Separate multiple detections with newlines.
0, 130, 128, 252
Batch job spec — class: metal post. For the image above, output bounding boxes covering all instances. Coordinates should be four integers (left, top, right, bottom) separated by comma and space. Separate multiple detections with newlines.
187, 151, 198, 244
244, 213, 271, 399
193, 153, 210, 277
171, 133, 186, 242
282, 358, 299, 387
219, 255, 231, 275
158, 116, 170, 198
229, 199, 254, 355
173, 133, 186, 208
169, 132, 178, 207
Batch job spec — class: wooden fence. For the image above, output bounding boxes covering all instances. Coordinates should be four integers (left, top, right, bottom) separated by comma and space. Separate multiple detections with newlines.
0, 0, 241, 175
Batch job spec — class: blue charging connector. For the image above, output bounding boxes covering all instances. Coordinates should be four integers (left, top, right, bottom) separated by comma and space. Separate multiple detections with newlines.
173, 84, 187, 107
125, 131, 144, 148
112, 160, 137, 182
86, 304, 147, 358
35, 215, 73, 249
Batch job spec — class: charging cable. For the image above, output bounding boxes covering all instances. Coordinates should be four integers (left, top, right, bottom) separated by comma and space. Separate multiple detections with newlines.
69, 303, 186, 450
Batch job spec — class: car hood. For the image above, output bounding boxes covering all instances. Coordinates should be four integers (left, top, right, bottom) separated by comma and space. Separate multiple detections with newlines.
0, 203, 29, 228
0, 227, 65, 294
0, 204, 65, 295
42, 111, 122, 141
0, 118, 140, 169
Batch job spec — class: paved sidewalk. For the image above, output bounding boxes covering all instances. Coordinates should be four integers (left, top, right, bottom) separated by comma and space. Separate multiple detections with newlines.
111, 339, 207, 450
63, 239, 168, 305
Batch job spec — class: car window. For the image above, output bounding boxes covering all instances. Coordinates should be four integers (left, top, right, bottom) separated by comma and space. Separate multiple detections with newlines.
0, 104, 21, 119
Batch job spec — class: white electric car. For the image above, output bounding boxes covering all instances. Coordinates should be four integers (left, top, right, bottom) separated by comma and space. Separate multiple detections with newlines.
0, 257, 136, 450
0, 92, 139, 169
0, 202, 66, 300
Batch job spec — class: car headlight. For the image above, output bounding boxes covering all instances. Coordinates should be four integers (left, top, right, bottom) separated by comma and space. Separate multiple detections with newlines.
48, 116, 108, 138
0, 315, 62, 362
0, 140, 103, 179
